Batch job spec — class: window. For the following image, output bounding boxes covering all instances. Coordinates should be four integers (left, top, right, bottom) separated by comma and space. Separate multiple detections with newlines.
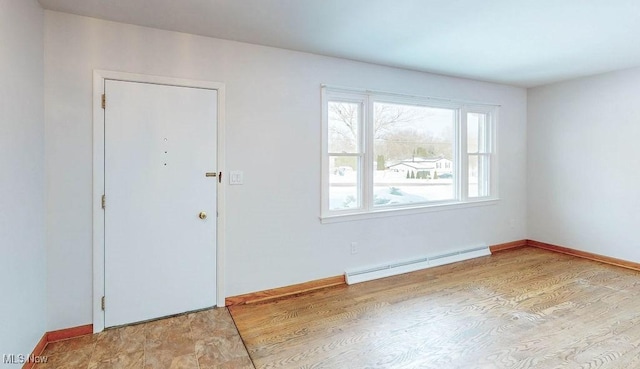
372, 102, 455, 205
322, 87, 497, 220
467, 112, 492, 198
327, 99, 363, 210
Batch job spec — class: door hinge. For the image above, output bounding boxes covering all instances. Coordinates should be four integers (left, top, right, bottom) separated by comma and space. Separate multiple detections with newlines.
101, 94, 106, 109
101, 296, 105, 310
101, 194, 106, 209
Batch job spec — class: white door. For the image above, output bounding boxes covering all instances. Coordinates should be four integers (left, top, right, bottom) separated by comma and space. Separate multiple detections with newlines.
104, 80, 217, 327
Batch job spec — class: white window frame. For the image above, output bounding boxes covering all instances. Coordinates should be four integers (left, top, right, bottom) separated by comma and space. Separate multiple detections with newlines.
463, 106, 496, 199
321, 86, 498, 223
322, 91, 368, 214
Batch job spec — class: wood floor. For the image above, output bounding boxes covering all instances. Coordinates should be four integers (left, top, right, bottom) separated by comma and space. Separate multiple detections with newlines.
229, 247, 640, 368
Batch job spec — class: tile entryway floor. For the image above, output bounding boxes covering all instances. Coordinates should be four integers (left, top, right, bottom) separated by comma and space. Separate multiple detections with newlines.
35, 308, 254, 369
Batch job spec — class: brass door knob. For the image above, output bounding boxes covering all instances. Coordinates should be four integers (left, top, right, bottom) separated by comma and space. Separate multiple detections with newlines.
198, 211, 207, 220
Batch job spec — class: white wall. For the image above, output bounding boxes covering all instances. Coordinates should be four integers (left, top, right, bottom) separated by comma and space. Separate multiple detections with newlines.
44, 11, 527, 330
528, 67, 640, 261
0, 0, 46, 362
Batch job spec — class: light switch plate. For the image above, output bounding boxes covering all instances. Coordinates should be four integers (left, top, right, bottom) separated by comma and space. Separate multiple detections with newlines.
229, 171, 243, 185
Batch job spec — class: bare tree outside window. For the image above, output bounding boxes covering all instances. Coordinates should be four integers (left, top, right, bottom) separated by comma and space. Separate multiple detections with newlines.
329, 101, 455, 208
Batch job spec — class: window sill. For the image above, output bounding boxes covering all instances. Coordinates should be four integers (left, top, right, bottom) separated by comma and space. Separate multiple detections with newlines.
320, 198, 499, 224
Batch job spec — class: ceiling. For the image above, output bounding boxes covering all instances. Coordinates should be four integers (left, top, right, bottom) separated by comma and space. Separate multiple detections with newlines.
37, 0, 640, 87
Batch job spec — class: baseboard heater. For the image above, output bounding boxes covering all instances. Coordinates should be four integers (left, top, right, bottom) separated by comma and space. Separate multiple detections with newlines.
344, 245, 490, 285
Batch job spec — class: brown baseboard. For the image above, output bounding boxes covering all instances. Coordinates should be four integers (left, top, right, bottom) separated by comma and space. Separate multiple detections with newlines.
490, 240, 528, 253
47, 324, 93, 342
225, 275, 346, 306
21, 333, 47, 369
22, 323, 93, 369
527, 239, 640, 272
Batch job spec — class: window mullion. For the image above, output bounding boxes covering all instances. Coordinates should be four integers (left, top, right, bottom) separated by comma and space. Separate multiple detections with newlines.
459, 107, 468, 201
362, 97, 374, 212
478, 152, 491, 197
489, 110, 497, 198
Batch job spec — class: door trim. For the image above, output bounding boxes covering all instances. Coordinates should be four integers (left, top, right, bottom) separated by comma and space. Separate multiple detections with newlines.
92, 70, 226, 333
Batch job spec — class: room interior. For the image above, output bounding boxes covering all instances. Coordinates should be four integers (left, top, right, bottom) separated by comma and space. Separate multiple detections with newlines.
4, 0, 640, 367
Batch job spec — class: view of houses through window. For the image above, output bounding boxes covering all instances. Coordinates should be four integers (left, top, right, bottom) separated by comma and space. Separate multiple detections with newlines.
372, 102, 455, 206
324, 88, 495, 217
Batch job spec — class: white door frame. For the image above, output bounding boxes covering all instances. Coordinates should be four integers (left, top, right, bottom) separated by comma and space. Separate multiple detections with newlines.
92, 70, 226, 333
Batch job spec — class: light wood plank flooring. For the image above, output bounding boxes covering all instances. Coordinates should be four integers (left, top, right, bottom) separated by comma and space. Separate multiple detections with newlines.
229, 247, 640, 368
